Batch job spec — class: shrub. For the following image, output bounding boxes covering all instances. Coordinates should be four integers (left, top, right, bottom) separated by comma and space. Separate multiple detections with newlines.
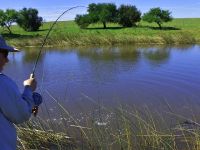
17, 8, 43, 31
118, 5, 141, 27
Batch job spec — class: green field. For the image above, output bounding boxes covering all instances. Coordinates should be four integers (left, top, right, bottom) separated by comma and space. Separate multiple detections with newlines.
1, 18, 200, 47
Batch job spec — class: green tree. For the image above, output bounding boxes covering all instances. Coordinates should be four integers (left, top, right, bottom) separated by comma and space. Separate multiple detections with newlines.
17, 8, 43, 31
0, 9, 18, 34
118, 5, 141, 27
75, 3, 118, 29
0, 10, 6, 27
142, 7, 173, 29
75, 14, 91, 29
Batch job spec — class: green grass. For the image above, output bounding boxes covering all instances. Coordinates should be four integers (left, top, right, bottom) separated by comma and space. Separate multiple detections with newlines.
1, 18, 200, 47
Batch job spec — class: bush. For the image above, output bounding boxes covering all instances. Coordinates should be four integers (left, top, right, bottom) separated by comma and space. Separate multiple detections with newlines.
118, 5, 141, 27
17, 8, 43, 31
75, 14, 91, 29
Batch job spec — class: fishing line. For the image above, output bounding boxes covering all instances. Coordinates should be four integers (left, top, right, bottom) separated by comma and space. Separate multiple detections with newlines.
32, 5, 86, 76
31, 6, 86, 117
20, 6, 88, 146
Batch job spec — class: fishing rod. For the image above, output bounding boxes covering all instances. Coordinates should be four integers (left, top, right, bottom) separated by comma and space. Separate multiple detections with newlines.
31, 6, 86, 116
32, 5, 85, 75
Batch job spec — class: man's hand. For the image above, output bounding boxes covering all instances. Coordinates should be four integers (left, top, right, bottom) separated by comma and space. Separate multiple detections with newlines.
23, 74, 37, 91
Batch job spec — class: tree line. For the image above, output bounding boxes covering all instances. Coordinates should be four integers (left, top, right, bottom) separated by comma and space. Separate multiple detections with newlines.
75, 3, 173, 29
0, 8, 43, 34
0, 4, 173, 34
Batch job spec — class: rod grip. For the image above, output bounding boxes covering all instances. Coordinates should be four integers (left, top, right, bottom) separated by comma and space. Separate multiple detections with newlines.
30, 73, 34, 79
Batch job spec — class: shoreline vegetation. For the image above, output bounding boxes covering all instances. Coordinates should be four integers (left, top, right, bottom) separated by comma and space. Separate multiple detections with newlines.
1, 18, 200, 48
16, 91, 200, 150
17, 104, 200, 150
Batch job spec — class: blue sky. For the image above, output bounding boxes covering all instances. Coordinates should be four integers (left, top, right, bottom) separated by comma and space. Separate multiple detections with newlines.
1, 0, 200, 21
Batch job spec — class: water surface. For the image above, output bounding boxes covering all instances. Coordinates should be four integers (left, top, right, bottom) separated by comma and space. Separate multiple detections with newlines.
4, 45, 200, 123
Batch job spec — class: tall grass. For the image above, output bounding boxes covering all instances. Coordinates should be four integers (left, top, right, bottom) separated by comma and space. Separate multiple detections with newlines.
1, 18, 200, 47
17, 91, 200, 150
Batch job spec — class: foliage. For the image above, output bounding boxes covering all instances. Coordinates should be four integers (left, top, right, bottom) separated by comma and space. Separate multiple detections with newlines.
75, 14, 91, 29
142, 7, 173, 29
88, 3, 118, 28
75, 3, 118, 29
16, 8, 43, 31
0, 9, 18, 34
118, 5, 141, 27
0, 10, 5, 26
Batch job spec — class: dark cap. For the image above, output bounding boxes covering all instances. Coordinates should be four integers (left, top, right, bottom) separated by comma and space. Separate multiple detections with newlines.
0, 35, 20, 52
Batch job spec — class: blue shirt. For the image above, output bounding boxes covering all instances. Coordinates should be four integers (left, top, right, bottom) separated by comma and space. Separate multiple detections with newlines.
0, 73, 34, 150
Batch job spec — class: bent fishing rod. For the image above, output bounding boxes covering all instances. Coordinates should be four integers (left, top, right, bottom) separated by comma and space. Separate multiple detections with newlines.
31, 6, 86, 116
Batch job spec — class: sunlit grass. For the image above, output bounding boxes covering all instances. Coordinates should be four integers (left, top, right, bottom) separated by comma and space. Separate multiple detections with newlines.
1, 18, 200, 47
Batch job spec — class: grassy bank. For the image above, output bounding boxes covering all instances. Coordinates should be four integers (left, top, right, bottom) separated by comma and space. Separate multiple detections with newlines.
1, 18, 200, 47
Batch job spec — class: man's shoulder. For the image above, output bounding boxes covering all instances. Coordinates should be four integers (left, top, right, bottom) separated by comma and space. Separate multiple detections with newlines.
0, 74, 17, 88
0, 73, 12, 81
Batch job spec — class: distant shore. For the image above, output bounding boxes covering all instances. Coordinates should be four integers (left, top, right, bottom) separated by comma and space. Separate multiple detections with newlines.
2, 18, 200, 48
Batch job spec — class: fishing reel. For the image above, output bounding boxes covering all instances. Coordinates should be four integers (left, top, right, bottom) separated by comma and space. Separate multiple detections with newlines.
32, 92, 43, 117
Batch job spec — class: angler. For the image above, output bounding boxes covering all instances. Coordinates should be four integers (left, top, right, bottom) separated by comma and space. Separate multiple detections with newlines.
0, 35, 42, 150
0, 6, 84, 149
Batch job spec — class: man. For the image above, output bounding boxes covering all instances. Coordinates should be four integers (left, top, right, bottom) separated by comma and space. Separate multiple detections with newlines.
0, 35, 38, 150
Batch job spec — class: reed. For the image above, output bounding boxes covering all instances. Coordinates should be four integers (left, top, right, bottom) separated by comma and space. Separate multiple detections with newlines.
16, 92, 200, 149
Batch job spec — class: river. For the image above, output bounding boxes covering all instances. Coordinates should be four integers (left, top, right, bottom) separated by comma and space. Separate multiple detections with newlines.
4, 44, 200, 128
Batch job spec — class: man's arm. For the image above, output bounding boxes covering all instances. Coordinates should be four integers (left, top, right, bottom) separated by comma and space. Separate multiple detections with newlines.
0, 76, 35, 124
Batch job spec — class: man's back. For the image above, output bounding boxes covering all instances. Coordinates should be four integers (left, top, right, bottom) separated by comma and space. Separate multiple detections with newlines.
0, 74, 34, 150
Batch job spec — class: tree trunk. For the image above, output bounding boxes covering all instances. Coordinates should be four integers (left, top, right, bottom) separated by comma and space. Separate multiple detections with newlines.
157, 22, 162, 29
5, 25, 12, 34
103, 22, 106, 29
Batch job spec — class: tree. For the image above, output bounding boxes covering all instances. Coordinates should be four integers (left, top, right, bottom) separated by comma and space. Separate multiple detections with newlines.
75, 14, 91, 29
0, 9, 18, 34
118, 5, 141, 27
142, 7, 173, 29
0, 10, 6, 27
17, 8, 43, 31
75, 3, 118, 29
89, 3, 118, 28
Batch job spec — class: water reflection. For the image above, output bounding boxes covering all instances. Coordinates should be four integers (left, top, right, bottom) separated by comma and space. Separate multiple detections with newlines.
75, 46, 140, 83
4, 44, 200, 123
143, 47, 170, 64
22, 47, 45, 63
170, 44, 195, 51
77, 46, 140, 62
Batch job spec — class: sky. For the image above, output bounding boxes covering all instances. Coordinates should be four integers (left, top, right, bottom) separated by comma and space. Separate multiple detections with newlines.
1, 0, 200, 21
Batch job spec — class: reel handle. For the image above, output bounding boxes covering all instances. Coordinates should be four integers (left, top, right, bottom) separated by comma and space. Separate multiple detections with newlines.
32, 106, 38, 117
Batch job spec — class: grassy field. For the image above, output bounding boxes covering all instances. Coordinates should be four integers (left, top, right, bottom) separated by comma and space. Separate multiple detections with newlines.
1, 18, 200, 48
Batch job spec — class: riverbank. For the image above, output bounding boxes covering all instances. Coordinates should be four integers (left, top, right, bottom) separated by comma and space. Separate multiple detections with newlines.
1, 18, 200, 48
